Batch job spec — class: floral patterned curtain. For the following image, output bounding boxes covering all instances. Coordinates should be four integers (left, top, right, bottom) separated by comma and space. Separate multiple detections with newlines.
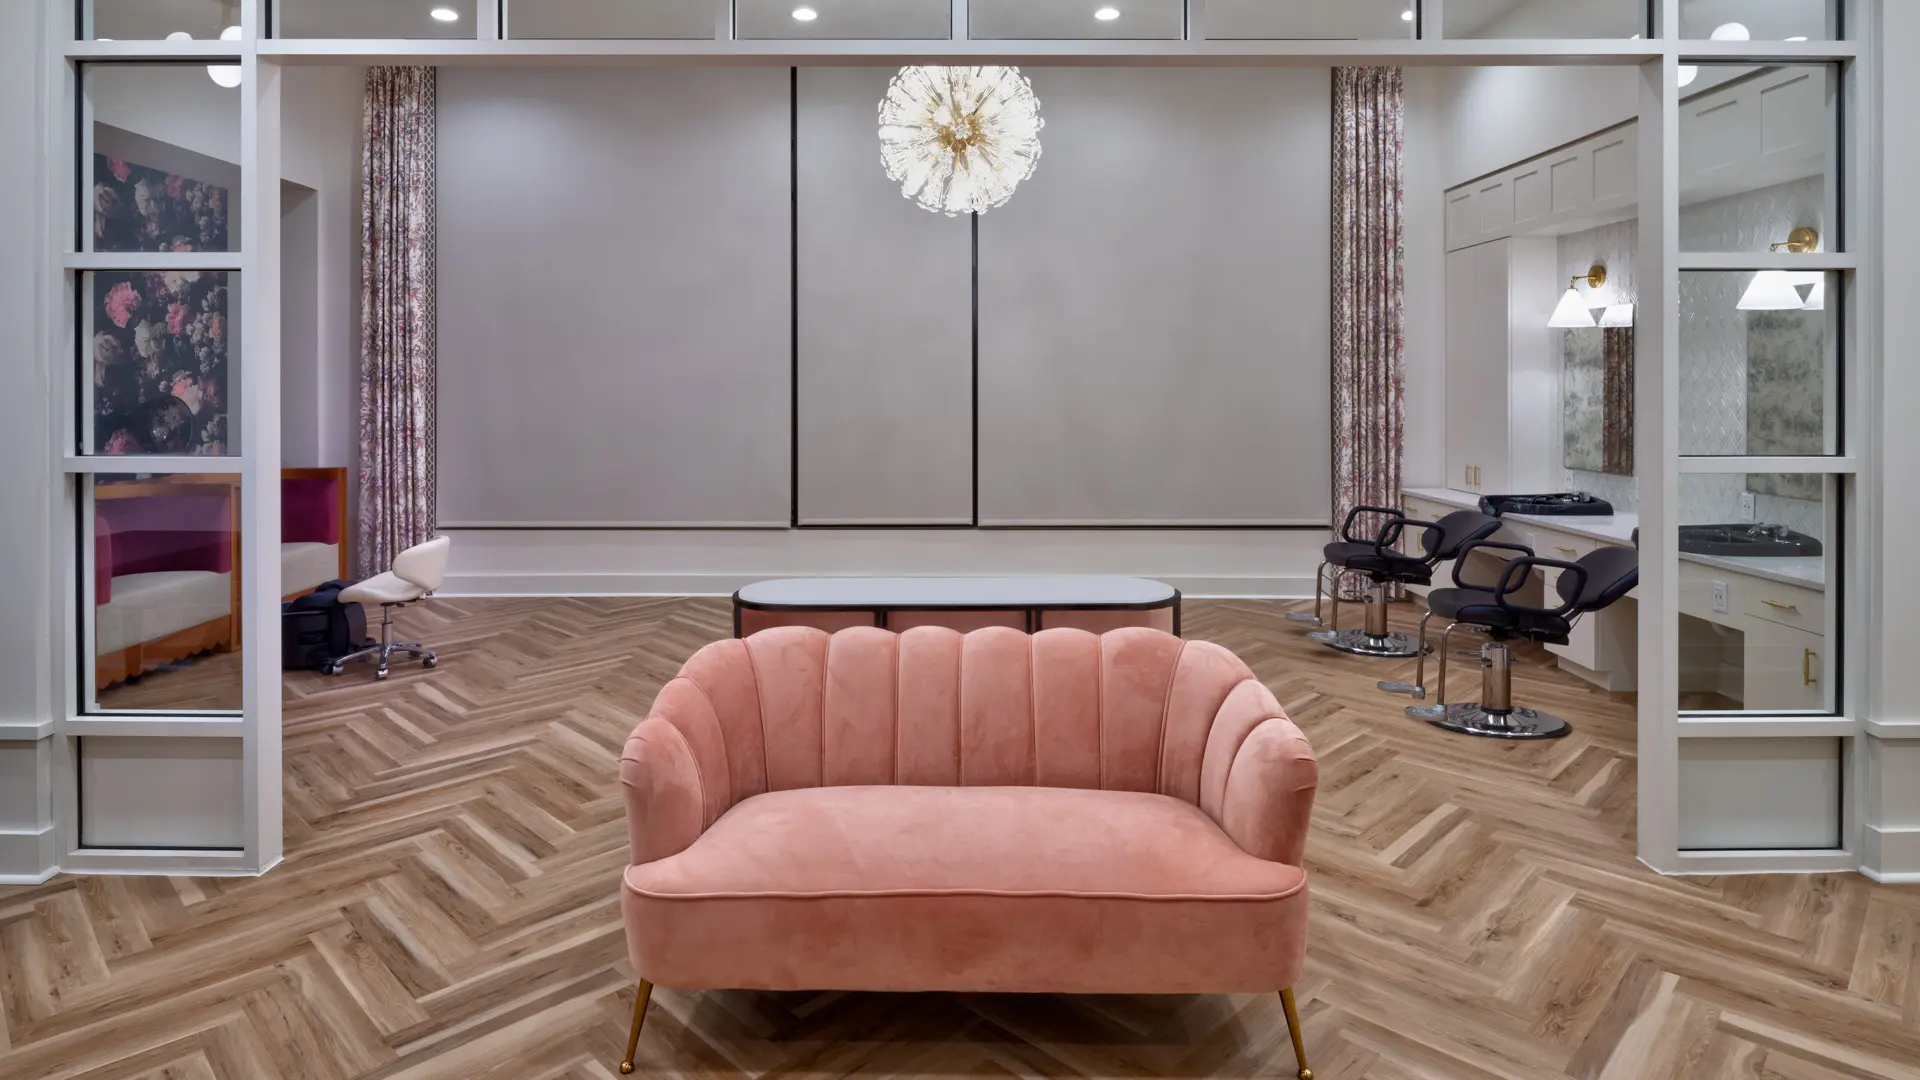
1331, 68, 1407, 599
358, 67, 438, 576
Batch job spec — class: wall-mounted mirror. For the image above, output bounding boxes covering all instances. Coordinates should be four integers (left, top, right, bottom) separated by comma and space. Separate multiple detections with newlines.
1564, 324, 1634, 477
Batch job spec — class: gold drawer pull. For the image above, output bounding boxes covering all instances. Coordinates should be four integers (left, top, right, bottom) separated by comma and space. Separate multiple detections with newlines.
1804, 648, 1818, 686
1761, 599, 1800, 613
1554, 545, 1578, 555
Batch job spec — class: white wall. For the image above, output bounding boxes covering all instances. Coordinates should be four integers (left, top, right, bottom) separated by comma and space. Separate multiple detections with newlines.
1435, 65, 1639, 189
0, 0, 55, 883
1402, 67, 1447, 490
280, 67, 363, 473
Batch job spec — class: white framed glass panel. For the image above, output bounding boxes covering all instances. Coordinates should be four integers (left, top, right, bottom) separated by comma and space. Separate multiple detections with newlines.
1679, 270, 1838, 458
736, 0, 950, 38
507, 0, 716, 39
969, 0, 1184, 39
81, 270, 240, 458
1679, 0, 1836, 41
1202, 0, 1413, 39
83, 1, 238, 40
1677, 64, 1837, 248
1674, 472, 1836, 715
274, 0, 478, 38
84, 472, 243, 714
83, 64, 241, 255
1441, 0, 1644, 38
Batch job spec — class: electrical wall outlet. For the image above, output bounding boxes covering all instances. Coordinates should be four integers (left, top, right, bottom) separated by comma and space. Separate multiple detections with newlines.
1740, 492, 1756, 520
1712, 580, 1729, 614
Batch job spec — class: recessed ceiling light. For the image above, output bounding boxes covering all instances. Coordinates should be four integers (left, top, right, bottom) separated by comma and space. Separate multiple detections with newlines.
1095, 6, 1121, 21
1709, 21, 1750, 41
430, 6, 460, 21
792, 6, 817, 20
1786, 35, 1808, 41
1401, 10, 1414, 21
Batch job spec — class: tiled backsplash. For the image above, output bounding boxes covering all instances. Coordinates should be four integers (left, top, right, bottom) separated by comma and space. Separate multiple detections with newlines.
1554, 176, 1828, 540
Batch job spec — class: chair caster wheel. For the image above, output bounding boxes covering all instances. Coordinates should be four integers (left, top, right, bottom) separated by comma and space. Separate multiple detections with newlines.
619, 1064, 635, 1075
323, 663, 343, 676
422, 654, 437, 668
1298, 1070, 1313, 1080
376, 666, 390, 681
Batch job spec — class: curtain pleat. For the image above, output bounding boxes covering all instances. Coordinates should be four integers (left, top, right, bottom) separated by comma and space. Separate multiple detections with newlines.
357, 66, 438, 577
1330, 67, 1407, 599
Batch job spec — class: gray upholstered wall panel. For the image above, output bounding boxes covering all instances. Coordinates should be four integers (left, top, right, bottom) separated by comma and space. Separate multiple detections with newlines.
975, 68, 1333, 525
795, 68, 974, 525
436, 68, 791, 527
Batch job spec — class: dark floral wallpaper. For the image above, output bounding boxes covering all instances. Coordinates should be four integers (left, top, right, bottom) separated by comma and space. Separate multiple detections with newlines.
94, 153, 229, 253
92, 155, 231, 455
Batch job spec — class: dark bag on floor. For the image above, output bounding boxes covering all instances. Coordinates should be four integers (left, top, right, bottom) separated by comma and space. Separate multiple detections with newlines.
281, 579, 368, 670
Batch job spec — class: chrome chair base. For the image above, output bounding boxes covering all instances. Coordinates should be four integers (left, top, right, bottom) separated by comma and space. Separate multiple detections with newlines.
1308, 628, 1431, 658
324, 601, 439, 680
1377, 679, 1425, 699
1411, 703, 1571, 740
1286, 612, 1323, 625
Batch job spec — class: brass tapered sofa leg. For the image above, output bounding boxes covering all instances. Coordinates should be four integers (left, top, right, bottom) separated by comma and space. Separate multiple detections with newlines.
619, 979, 653, 1075
1279, 986, 1312, 1080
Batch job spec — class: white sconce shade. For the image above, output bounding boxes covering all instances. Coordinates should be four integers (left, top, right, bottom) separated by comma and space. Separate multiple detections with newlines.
1548, 288, 1598, 328
1736, 270, 1806, 311
1802, 275, 1825, 311
1599, 303, 1635, 328
207, 25, 241, 88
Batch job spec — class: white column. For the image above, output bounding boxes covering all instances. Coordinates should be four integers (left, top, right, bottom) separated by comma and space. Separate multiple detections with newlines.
1864, 0, 1920, 882
0, 0, 56, 884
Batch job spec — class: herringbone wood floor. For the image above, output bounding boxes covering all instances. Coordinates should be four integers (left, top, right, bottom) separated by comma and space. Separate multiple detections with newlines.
3, 597, 1917, 1080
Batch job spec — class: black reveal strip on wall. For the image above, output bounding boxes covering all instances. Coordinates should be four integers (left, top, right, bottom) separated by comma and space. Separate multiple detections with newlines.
971, 210, 980, 527
789, 66, 800, 528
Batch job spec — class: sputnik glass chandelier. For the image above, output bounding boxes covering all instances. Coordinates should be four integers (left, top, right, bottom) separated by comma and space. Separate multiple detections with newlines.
877, 66, 1044, 217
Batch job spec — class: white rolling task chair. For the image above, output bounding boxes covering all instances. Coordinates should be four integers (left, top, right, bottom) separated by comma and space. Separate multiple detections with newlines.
329, 535, 451, 680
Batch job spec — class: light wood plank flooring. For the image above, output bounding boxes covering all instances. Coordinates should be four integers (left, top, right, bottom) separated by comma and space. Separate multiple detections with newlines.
3, 597, 1916, 1079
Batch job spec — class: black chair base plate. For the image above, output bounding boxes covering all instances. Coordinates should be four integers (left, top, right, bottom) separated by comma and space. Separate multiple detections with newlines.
1307, 629, 1432, 658
1409, 703, 1572, 740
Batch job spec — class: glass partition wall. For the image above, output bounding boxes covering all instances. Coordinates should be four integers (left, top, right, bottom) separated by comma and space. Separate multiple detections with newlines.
55, 4, 280, 874
46, 1, 1877, 878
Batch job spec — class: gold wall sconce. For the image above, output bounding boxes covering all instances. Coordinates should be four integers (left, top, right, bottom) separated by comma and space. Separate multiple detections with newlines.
1739, 227, 1823, 310
1548, 264, 1608, 328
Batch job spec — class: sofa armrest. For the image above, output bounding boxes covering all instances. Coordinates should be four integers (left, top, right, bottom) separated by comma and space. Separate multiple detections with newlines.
1217, 716, 1319, 867
620, 717, 710, 866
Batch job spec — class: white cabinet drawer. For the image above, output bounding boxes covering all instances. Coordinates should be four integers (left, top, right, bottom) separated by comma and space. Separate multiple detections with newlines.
1739, 579, 1825, 636
1740, 616, 1827, 712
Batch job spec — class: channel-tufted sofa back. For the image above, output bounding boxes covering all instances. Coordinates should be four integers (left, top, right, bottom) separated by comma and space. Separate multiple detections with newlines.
623, 625, 1312, 868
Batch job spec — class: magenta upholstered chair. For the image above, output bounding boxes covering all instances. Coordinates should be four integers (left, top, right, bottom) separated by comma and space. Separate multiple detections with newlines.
616, 625, 1320, 1079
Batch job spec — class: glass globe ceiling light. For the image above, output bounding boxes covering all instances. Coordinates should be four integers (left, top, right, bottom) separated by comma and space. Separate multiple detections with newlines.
878, 66, 1044, 218
208, 25, 242, 88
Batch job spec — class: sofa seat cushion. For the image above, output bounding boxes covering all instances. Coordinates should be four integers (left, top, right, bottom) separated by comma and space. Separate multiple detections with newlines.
622, 785, 1308, 994
282, 541, 340, 595
95, 570, 232, 656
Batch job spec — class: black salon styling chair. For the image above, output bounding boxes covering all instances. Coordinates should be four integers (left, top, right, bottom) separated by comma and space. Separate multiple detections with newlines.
1288, 505, 1502, 658
1379, 539, 1638, 739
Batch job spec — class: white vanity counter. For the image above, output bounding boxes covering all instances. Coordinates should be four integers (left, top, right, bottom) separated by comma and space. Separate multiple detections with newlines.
1399, 487, 1824, 590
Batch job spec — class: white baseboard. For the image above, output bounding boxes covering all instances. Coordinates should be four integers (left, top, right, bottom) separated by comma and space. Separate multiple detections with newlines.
441, 571, 1319, 599
1862, 824, 1920, 880
0, 825, 58, 883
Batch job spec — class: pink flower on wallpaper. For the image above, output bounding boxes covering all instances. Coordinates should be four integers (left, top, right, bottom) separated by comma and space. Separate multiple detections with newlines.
170, 373, 205, 414
167, 302, 188, 334
166, 174, 185, 198
103, 429, 138, 455
107, 158, 130, 182
169, 237, 194, 252
103, 281, 140, 327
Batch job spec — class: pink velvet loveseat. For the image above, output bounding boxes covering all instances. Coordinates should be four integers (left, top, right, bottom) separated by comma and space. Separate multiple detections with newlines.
617, 625, 1320, 1078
